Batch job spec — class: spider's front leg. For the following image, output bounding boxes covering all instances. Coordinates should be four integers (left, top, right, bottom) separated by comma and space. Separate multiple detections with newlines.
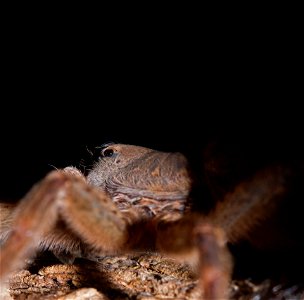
0, 169, 128, 283
156, 215, 232, 299
156, 166, 288, 299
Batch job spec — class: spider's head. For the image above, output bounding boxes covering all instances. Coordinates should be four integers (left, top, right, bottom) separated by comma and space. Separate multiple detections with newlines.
87, 143, 192, 201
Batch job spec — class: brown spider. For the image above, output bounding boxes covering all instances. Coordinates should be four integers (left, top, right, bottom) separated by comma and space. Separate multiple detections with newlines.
0, 143, 291, 299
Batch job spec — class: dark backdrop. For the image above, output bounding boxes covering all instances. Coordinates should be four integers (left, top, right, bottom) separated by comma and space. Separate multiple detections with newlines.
1, 6, 302, 203
1, 30, 301, 201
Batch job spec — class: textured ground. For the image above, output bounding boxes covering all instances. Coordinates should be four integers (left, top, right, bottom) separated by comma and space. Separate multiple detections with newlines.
1, 253, 303, 300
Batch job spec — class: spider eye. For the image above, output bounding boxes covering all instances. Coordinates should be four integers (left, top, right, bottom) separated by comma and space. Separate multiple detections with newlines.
102, 148, 114, 157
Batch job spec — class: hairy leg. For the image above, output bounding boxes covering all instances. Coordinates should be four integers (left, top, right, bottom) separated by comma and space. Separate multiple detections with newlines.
155, 214, 232, 299
209, 166, 287, 243
0, 203, 15, 242
0, 169, 128, 282
155, 167, 287, 299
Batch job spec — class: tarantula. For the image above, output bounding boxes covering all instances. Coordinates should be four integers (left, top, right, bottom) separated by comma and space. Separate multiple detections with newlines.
0, 142, 294, 299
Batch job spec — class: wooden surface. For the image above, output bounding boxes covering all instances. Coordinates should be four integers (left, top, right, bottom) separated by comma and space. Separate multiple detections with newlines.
2, 253, 303, 300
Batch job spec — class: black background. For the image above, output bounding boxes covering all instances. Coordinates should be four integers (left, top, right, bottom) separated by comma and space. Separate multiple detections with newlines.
1, 18, 302, 202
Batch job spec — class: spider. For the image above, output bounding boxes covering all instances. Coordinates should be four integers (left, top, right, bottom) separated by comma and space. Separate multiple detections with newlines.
0, 142, 295, 299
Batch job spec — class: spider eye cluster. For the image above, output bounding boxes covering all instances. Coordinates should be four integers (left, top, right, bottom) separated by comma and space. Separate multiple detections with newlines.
102, 148, 114, 157
97, 142, 117, 160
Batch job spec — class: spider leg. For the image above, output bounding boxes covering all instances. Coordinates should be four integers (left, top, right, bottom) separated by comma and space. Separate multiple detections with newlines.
0, 203, 15, 242
210, 166, 287, 243
155, 167, 288, 299
156, 214, 232, 299
0, 170, 128, 282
